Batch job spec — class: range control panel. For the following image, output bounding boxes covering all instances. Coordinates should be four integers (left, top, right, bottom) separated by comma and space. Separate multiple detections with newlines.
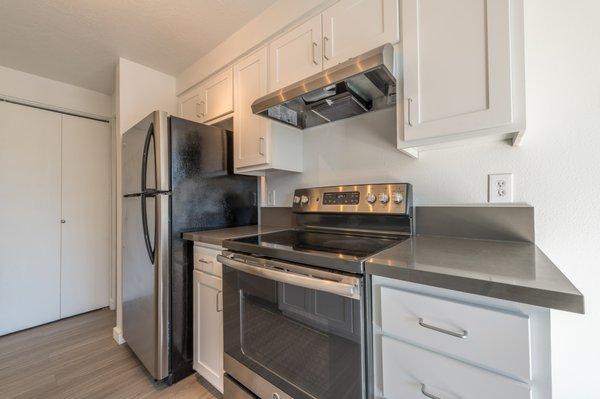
292, 183, 412, 215
322, 191, 360, 205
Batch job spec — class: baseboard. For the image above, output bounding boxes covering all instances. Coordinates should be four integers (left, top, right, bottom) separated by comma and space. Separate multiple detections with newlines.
113, 326, 125, 345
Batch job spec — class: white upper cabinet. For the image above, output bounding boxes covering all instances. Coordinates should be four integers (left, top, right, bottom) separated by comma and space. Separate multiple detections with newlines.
234, 47, 303, 174
399, 0, 525, 151
234, 47, 270, 169
200, 68, 233, 122
178, 85, 204, 123
322, 0, 399, 68
268, 14, 323, 91
179, 67, 233, 124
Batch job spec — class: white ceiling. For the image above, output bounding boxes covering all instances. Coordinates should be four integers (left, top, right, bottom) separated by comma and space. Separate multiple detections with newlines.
0, 0, 277, 94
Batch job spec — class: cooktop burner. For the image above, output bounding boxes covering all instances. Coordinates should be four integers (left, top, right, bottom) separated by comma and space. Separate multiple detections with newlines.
236, 229, 402, 257
225, 229, 409, 273
224, 183, 413, 274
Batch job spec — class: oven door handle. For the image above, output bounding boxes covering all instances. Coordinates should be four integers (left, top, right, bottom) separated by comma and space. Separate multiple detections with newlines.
217, 255, 361, 300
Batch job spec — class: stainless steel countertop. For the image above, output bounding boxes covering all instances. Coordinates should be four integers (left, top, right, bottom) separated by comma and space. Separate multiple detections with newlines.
366, 235, 584, 314
182, 225, 287, 246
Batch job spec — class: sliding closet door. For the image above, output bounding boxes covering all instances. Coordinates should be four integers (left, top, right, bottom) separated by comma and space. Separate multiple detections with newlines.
0, 101, 62, 335
60, 115, 111, 318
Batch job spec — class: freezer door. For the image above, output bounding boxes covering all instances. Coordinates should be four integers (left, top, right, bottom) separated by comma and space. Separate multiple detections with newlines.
122, 193, 170, 380
122, 111, 170, 195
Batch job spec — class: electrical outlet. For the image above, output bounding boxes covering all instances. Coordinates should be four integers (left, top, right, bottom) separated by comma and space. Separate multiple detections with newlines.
488, 173, 513, 203
267, 190, 276, 206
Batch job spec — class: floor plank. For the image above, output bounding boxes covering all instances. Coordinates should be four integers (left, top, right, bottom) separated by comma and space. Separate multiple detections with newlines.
0, 309, 220, 399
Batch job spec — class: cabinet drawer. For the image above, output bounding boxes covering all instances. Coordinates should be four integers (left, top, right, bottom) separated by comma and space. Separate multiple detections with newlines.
193, 245, 223, 277
380, 286, 531, 381
381, 336, 531, 399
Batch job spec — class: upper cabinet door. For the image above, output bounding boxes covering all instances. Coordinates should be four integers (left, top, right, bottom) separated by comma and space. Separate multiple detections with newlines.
234, 47, 270, 169
201, 68, 234, 122
179, 85, 204, 123
322, 0, 399, 68
402, 0, 515, 141
268, 14, 323, 91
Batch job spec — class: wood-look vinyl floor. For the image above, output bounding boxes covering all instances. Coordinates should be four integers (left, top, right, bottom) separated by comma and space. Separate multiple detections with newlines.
0, 308, 221, 399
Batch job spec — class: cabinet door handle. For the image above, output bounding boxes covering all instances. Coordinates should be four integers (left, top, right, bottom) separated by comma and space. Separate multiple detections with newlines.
259, 137, 265, 156
216, 290, 223, 312
200, 101, 206, 116
418, 318, 468, 339
312, 41, 319, 65
323, 36, 330, 60
195, 103, 202, 118
407, 98, 414, 126
420, 384, 441, 399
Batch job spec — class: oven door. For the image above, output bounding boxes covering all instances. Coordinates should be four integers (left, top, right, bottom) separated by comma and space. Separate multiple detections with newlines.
217, 252, 365, 399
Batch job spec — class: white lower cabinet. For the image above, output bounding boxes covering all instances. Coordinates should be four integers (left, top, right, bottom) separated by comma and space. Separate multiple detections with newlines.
193, 245, 222, 277
380, 286, 531, 381
193, 244, 224, 393
372, 277, 551, 399
381, 336, 531, 399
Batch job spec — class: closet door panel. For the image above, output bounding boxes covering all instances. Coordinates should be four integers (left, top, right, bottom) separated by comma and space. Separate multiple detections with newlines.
60, 115, 111, 318
0, 102, 62, 335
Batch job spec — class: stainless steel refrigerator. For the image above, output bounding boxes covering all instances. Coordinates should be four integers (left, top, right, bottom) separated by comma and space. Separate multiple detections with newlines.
122, 111, 257, 384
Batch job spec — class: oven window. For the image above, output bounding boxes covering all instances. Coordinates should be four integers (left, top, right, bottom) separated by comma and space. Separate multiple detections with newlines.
223, 266, 364, 399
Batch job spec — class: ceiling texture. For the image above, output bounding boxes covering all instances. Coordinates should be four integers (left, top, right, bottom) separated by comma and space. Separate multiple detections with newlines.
0, 0, 277, 94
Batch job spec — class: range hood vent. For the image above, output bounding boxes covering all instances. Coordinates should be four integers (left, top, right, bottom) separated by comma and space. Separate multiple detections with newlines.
252, 44, 396, 130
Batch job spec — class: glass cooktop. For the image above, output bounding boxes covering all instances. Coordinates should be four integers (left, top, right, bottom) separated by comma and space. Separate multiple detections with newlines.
224, 229, 408, 273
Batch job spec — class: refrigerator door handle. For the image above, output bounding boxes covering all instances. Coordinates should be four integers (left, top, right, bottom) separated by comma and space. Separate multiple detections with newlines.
141, 122, 154, 193
141, 193, 155, 264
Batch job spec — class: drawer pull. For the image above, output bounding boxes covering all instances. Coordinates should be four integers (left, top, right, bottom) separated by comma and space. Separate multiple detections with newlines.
216, 290, 223, 312
418, 318, 468, 339
421, 384, 441, 399
198, 258, 212, 264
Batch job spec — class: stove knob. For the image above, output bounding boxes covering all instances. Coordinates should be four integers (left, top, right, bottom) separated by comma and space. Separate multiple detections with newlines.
378, 193, 390, 204
293, 195, 301, 204
366, 193, 377, 204
300, 195, 309, 205
392, 192, 404, 204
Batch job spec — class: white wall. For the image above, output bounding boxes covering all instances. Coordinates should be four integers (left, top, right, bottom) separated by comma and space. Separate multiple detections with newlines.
266, 1, 600, 397
117, 58, 177, 133
114, 58, 177, 343
0, 65, 112, 118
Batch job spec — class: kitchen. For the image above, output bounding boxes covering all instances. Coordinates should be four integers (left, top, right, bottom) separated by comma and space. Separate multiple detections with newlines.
0, 0, 596, 398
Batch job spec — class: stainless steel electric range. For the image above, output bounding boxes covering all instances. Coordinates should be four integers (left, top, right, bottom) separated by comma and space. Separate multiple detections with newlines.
217, 183, 413, 399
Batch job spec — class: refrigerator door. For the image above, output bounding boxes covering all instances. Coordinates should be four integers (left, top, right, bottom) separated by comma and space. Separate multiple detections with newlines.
122, 193, 170, 381
168, 117, 259, 381
122, 111, 170, 195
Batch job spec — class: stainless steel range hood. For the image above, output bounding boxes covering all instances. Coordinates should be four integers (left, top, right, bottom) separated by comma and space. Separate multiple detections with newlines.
251, 44, 396, 130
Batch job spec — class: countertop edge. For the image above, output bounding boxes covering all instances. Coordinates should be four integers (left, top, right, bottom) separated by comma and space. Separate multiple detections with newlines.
366, 263, 585, 314
182, 225, 288, 246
